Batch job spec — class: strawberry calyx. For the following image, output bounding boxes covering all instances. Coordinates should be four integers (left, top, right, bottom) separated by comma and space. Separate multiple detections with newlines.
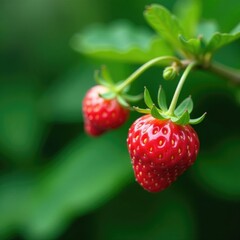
94, 65, 143, 108
134, 86, 206, 125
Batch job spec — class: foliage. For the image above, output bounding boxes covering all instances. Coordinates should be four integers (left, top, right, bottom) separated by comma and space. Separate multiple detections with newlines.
0, 0, 240, 239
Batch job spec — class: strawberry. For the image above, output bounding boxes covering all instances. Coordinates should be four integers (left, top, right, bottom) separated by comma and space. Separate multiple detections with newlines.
84, 118, 105, 136
127, 87, 205, 192
82, 85, 129, 136
127, 114, 199, 192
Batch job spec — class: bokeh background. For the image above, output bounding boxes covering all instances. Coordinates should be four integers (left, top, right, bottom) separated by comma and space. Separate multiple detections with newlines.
0, 0, 240, 239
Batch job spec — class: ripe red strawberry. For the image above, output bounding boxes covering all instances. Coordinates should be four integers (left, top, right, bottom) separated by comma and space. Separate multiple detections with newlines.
84, 118, 105, 136
127, 114, 199, 192
82, 85, 129, 136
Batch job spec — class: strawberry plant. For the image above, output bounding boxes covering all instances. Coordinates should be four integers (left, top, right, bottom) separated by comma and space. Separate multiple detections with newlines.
76, 3, 240, 192
0, 0, 240, 239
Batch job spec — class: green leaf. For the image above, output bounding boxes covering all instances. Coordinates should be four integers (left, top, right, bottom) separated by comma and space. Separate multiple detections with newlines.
157, 86, 168, 111
0, 134, 132, 240
179, 35, 202, 56
172, 111, 190, 125
173, 0, 201, 38
197, 20, 219, 43
71, 20, 173, 63
96, 190, 197, 240
189, 112, 206, 125
41, 64, 95, 122
151, 105, 165, 119
0, 173, 34, 239
194, 138, 240, 199
205, 23, 240, 53
23, 135, 131, 239
143, 87, 154, 109
174, 97, 193, 116
144, 4, 184, 52
231, 22, 240, 34
0, 79, 44, 162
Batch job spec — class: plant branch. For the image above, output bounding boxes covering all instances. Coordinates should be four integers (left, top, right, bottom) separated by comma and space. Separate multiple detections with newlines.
207, 61, 240, 85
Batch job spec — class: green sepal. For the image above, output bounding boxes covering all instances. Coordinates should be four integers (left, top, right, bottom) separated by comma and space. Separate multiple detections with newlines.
144, 87, 154, 109
101, 65, 114, 84
172, 111, 190, 125
94, 66, 114, 88
189, 112, 207, 125
116, 81, 130, 93
122, 85, 130, 94
157, 86, 168, 111
133, 106, 151, 114
151, 104, 165, 119
116, 95, 129, 108
99, 91, 116, 99
94, 70, 109, 87
122, 93, 143, 102
174, 96, 193, 116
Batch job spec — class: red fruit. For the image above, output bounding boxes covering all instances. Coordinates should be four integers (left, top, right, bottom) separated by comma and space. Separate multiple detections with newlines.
84, 119, 105, 136
82, 85, 129, 136
127, 114, 199, 192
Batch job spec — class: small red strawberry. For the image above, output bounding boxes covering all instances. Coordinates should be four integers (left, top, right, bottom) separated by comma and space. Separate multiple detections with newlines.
127, 115, 199, 192
127, 87, 205, 192
82, 85, 129, 136
84, 118, 105, 136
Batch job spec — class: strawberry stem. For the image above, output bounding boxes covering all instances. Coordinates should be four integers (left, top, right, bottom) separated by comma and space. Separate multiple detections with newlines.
208, 61, 240, 85
167, 62, 197, 116
116, 56, 182, 93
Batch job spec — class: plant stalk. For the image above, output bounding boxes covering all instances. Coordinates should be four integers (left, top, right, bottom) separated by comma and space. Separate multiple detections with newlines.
207, 61, 240, 85
167, 62, 197, 116
116, 56, 181, 93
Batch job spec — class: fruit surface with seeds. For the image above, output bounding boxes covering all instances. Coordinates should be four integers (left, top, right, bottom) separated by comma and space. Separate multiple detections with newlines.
82, 85, 129, 136
127, 114, 199, 192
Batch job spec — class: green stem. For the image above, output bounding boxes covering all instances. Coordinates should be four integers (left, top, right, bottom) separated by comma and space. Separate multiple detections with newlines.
167, 62, 197, 116
116, 56, 181, 93
207, 61, 240, 85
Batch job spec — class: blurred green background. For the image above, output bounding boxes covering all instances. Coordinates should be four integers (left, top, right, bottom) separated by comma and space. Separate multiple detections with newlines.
0, 0, 240, 239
